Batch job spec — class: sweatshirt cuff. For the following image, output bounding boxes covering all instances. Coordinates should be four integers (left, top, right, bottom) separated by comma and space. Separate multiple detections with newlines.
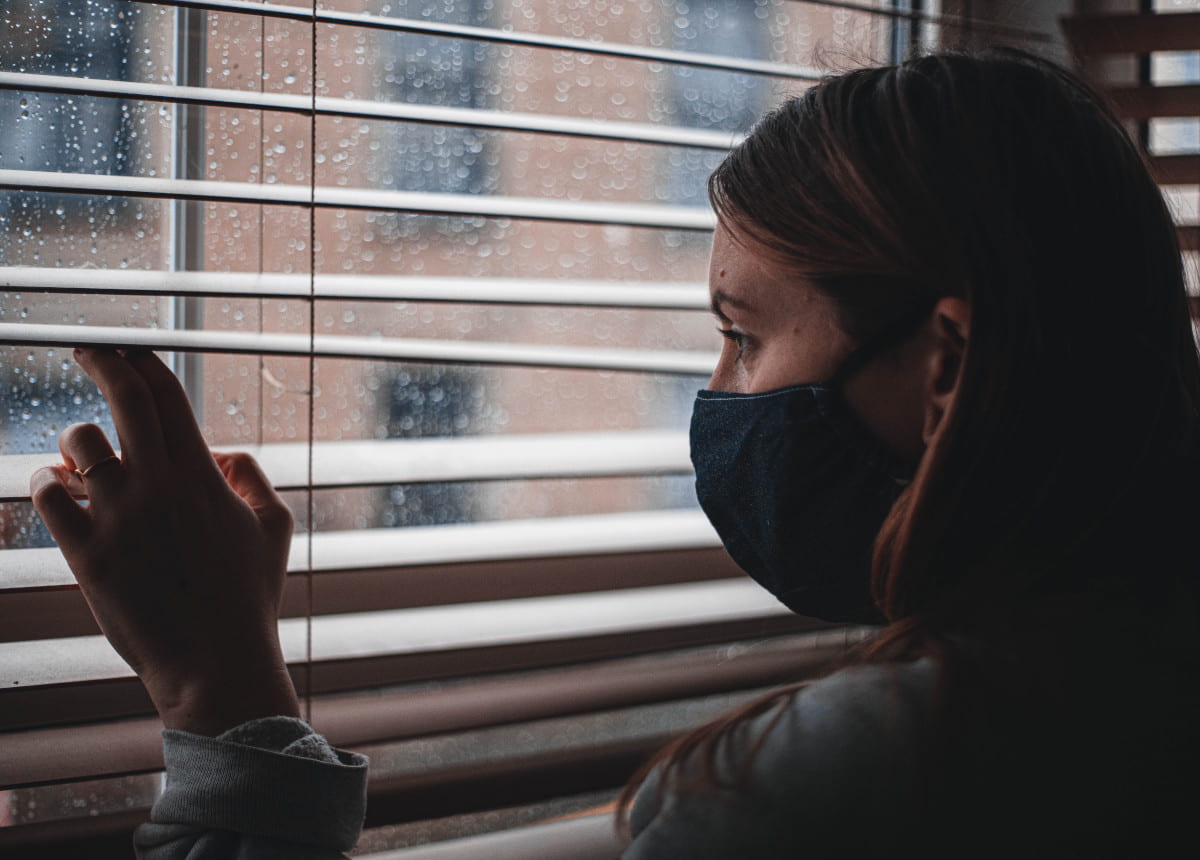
218, 715, 348, 765
154, 720, 369, 852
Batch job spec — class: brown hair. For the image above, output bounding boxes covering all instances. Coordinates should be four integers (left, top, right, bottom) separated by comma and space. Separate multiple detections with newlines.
620, 48, 1200, 830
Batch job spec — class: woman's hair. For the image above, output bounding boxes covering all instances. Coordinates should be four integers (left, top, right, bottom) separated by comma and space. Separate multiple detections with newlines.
620, 47, 1200, 825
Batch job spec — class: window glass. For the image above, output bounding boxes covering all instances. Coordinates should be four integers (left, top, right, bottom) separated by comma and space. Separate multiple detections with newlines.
0, 0, 903, 839
0, 0, 138, 177
663, 0, 769, 207
1149, 50, 1199, 154
0, 1, 173, 551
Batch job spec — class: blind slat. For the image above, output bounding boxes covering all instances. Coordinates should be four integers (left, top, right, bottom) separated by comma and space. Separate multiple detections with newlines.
5, 548, 742, 645
0, 323, 718, 375
136, 0, 1056, 42
0, 615, 813, 733
114, 0, 822, 79
0, 170, 718, 230
1180, 226, 1200, 252
0, 430, 693, 503
1151, 154, 1200, 186
0, 630, 857, 789
3, 509, 720, 592
299, 510, 717, 574
354, 815, 621, 860
1106, 84, 1200, 120
0, 71, 742, 151
1062, 12, 1200, 55
0, 579, 786, 689
0, 267, 709, 309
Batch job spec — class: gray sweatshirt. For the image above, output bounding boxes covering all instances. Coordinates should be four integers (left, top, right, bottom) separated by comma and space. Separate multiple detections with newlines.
132, 660, 936, 858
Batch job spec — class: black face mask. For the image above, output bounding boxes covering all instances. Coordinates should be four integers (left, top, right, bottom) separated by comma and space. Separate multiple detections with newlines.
689, 312, 926, 623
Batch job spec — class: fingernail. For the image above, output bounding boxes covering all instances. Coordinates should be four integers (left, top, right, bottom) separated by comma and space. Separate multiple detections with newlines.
29, 466, 78, 501
29, 467, 55, 495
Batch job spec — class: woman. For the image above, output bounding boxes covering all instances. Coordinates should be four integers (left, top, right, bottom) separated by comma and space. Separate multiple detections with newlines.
30, 48, 1200, 857
621, 47, 1200, 857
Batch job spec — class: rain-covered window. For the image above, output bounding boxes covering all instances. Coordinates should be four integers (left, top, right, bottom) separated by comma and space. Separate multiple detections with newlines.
378, 0, 493, 195
0, 0, 945, 848
663, 0, 770, 207
0, 0, 137, 191
0, 0, 136, 549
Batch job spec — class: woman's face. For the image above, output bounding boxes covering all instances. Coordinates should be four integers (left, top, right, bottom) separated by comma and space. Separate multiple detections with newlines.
707, 222, 854, 394
706, 221, 940, 461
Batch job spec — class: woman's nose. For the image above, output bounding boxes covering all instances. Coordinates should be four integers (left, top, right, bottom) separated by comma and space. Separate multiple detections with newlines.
706, 346, 738, 393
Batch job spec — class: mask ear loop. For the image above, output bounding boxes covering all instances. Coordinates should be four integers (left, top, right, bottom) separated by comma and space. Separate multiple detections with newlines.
828, 300, 938, 390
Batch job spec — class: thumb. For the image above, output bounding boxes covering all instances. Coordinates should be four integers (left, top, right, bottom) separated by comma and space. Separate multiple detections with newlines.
213, 452, 293, 537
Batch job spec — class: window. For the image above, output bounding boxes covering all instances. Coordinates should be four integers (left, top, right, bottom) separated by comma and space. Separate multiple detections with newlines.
1064, 0, 1200, 294
662, 0, 770, 208
0, 0, 138, 218
0, 0, 1049, 853
378, 0, 493, 197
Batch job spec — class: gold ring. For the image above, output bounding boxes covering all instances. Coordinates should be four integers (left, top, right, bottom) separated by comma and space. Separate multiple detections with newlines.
75, 455, 121, 479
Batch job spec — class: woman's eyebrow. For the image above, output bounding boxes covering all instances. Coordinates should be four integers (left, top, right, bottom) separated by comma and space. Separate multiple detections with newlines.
710, 289, 756, 321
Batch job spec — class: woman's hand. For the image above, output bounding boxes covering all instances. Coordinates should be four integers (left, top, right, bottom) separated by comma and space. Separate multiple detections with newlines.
29, 348, 301, 736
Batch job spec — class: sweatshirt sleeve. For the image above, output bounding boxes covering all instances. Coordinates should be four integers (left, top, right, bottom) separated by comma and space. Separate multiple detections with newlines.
133, 716, 369, 860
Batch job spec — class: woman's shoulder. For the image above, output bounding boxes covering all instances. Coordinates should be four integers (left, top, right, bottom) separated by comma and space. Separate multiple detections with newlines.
623, 659, 937, 859
779, 656, 937, 721
746, 658, 937, 798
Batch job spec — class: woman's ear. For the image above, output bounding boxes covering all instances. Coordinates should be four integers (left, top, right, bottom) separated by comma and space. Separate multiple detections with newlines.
922, 297, 970, 446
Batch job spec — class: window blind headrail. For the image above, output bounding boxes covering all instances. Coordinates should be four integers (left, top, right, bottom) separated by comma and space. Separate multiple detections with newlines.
0, 169, 717, 231
3, 509, 720, 592
0, 323, 718, 375
124, 0, 823, 80
0, 267, 710, 310
0, 578, 788, 689
0, 430, 693, 503
0, 71, 744, 151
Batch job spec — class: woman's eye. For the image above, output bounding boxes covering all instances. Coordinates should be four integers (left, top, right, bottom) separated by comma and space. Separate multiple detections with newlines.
717, 327, 750, 356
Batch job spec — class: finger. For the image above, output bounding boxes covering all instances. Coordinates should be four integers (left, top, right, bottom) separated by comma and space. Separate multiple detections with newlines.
73, 347, 167, 472
215, 451, 285, 511
59, 422, 125, 503
215, 452, 293, 538
30, 465, 92, 554
121, 351, 216, 473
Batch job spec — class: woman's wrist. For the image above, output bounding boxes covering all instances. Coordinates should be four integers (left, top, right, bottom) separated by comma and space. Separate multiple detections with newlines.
151, 658, 301, 737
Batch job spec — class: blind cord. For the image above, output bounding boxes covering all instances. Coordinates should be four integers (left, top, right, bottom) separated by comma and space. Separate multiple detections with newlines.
304, 0, 317, 726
